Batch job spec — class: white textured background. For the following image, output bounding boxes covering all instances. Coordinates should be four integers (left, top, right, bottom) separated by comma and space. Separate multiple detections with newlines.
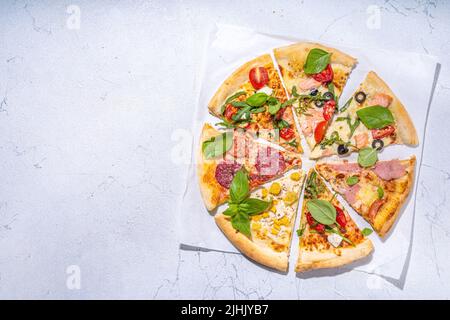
0, 0, 449, 299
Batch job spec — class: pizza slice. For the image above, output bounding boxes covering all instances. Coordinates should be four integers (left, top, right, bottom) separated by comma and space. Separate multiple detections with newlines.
208, 54, 302, 153
315, 156, 416, 237
310, 71, 418, 159
197, 123, 302, 211
295, 169, 373, 272
215, 169, 305, 271
274, 42, 357, 152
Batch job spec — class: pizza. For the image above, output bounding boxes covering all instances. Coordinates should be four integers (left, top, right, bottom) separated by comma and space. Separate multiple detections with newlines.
208, 54, 302, 153
198, 123, 302, 211
295, 169, 373, 272
215, 170, 305, 271
274, 42, 357, 151
315, 156, 416, 237
310, 71, 418, 159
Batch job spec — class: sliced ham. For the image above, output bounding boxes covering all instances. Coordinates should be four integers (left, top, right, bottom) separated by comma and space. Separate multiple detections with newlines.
373, 160, 406, 180
368, 93, 393, 107
329, 162, 362, 173
297, 78, 321, 91
343, 184, 361, 206
300, 109, 323, 136
354, 132, 369, 148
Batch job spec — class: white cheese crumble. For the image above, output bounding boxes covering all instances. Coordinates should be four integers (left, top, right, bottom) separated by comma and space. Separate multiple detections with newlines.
327, 233, 343, 248
257, 86, 273, 96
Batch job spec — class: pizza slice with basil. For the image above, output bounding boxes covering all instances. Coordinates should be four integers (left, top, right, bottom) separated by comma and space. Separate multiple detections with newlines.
310, 71, 418, 159
197, 123, 302, 211
208, 54, 302, 153
215, 169, 305, 271
295, 169, 373, 272
315, 156, 416, 237
274, 42, 357, 152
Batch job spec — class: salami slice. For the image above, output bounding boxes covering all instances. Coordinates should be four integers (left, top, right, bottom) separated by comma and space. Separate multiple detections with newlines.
215, 161, 242, 189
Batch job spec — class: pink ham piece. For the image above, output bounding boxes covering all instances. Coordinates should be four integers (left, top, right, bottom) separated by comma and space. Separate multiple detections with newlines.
373, 160, 406, 181
343, 184, 361, 206
368, 93, 393, 107
329, 162, 362, 174
297, 78, 321, 91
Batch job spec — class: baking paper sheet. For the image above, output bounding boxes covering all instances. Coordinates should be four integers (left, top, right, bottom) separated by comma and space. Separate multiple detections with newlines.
177, 24, 438, 280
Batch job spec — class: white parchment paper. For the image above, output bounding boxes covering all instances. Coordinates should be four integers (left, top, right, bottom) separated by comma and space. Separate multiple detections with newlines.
177, 24, 438, 279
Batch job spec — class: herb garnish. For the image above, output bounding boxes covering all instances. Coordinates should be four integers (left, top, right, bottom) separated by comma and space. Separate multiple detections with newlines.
304, 171, 324, 199
339, 97, 353, 113
319, 131, 345, 149
356, 105, 395, 129
358, 147, 378, 167
304, 48, 331, 75
361, 228, 373, 236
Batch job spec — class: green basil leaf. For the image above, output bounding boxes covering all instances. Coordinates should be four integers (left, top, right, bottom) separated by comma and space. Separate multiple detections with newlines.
377, 186, 384, 199
304, 48, 331, 75
202, 132, 233, 159
225, 91, 246, 104
250, 106, 266, 114
346, 176, 359, 186
357, 147, 378, 168
223, 204, 238, 217
306, 199, 337, 225
281, 98, 297, 108
229, 169, 249, 203
361, 228, 373, 236
356, 106, 395, 129
246, 92, 268, 107
267, 96, 279, 105
276, 119, 290, 129
232, 106, 251, 121
238, 198, 272, 215
231, 212, 251, 237
231, 101, 250, 108
268, 101, 281, 115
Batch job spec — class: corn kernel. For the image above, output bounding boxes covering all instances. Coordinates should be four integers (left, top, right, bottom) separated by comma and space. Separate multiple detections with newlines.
279, 216, 290, 226
290, 172, 301, 181
273, 224, 281, 230
262, 212, 270, 218
252, 223, 261, 231
272, 199, 279, 205
261, 188, 268, 198
269, 182, 281, 195
252, 215, 262, 221
271, 228, 279, 235
270, 206, 277, 213
284, 191, 298, 206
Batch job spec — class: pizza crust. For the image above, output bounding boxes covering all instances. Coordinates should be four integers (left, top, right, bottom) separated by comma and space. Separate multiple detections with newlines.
215, 213, 289, 272
364, 71, 418, 145
208, 54, 273, 117
295, 238, 373, 272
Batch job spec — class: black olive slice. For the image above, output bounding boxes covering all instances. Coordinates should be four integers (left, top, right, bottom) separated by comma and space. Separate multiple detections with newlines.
337, 144, 349, 155
372, 139, 384, 151
355, 91, 366, 104
323, 92, 334, 101
314, 100, 324, 108
310, 88, 318, 96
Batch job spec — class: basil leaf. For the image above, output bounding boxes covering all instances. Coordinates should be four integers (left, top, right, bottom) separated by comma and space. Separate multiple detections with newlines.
231, 101, 250, 108
238, 198, 271, 215
377, 186, 384, 199
250, 106, 266, 114
229, 169, 249, 203
356, 106, 395, 129
361, 228, 373, 236
281, 98, 297, 108
267, 96, 279, 105
304, 48, 331, 75
223, 203, 238, 217
231, 212, 251, 237
202, 132, 233, 159
268, 101, 281, 115
232, 106, 251, 121
346, 176, 359, 186
358, 147, 378, 168
276, 119, 290, 129
225, 91, 246, 104
246, 92, 268, 107
306, 199, 337, 225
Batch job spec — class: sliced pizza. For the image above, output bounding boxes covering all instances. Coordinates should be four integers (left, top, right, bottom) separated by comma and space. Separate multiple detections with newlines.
274, 42, 357, 151
315, 156, 416, 237
208, 54, 302, 153
295, 169, 373, 272
310, 71, 418, 159
215, 169, 305, 271
197, 123, 302, 211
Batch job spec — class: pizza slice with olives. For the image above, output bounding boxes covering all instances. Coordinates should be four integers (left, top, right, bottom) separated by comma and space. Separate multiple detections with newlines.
295, 169, 373, 272
197, 123, 302, 211
273, 42, 357, 152
208, 54, 302, 153
215, 169, 305, 271
310, 71, 418, 159
315, 156, 416, 237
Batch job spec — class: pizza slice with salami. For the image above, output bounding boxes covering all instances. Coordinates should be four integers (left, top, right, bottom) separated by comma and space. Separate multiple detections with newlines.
295, 169, 373, 272
274, 42, 357, 152
310, 71, 418, 159
197, 123, 302, 211
208, 54, 302, 153
315, 156, 416, 237
215, 169, 305, 271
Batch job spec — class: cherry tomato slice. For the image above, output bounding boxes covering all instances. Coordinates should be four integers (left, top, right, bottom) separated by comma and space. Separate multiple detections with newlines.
306, 213, 325, 233
224, 104, 238, 121
334, 206, 347, 228
315, 223, 326, 233
275, 107, 286, 120
314, 120, 328, 143
249, 67, 269, 90
280, 127, 295, 140
371, 125, 395, 139
322, 100, 336, 121
312, 64, 334, 83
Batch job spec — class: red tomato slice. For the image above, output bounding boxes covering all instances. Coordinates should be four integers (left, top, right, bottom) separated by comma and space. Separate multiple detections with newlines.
314, 121, 328, 143
280, 127, 295, 140
371, 125, 395, 139
249, 67, 269, 90
322, 100, 336, 121
334, 206, 347, 228
224, 104, 238, 121
312, 64, 334, 83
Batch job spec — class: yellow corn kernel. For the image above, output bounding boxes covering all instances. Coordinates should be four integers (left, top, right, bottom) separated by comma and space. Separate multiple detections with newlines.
262, 212, 270, 218
273, 224, 281, 231
270, 205, 277, 213
261, 188, 268, 199
269, 182, 281, 195
252, 223, 261, 231
252, 214, 262, 221
283, 191, 298, 206
272, 199, 279, 205
279, 216, 290, 226
290, 172, 301, 181
271, 228, 279, 235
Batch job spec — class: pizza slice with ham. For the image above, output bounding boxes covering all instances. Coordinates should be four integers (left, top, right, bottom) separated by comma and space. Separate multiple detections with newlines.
295, 169, 373, 272
197, 123, 302, 211
315, 156, 416, 237
274, 42, 357, 152
310, 71, 418, 159
208, 54, 302, 153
